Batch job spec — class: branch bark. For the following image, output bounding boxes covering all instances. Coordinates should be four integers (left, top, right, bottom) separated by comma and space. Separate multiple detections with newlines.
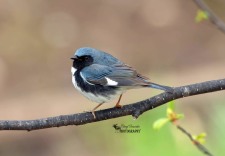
0, 78, 225, 131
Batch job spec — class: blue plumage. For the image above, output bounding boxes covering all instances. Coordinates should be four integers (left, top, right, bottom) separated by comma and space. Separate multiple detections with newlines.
75, 47, 121, 66
71, 47, 173, 117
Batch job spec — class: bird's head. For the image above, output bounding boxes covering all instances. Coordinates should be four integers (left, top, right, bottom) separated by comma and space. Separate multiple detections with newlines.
71, 47, 120, 70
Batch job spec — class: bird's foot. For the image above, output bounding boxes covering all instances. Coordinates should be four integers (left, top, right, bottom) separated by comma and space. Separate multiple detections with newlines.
114, 103, 123, 108
114, 94, 123, 108
83, 110, 97, 119
91, 111, 96, 119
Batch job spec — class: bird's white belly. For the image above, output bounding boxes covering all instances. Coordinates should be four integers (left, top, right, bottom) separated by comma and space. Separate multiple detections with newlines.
71, 67, 123, 103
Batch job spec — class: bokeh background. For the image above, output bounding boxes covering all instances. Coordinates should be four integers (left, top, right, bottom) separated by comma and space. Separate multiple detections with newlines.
0, 0, 225, 155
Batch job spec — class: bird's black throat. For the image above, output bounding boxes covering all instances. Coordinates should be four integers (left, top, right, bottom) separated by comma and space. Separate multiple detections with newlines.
72, 55, 94, 70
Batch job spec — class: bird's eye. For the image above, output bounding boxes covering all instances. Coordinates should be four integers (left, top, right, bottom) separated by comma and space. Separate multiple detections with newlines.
84, 56, 89, 61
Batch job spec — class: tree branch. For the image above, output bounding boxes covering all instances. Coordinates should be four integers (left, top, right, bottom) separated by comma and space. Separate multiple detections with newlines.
0, 78, 225, 131
193, 0, 225, 34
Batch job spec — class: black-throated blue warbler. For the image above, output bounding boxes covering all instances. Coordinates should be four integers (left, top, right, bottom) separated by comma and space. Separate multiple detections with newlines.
71, 47, 173, 118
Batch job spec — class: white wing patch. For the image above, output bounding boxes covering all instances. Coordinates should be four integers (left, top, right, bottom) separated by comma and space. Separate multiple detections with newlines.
105, 77, 118, 86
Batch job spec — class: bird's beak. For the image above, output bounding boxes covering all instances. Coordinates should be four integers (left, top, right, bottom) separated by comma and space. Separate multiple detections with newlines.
70, 56, 78, 60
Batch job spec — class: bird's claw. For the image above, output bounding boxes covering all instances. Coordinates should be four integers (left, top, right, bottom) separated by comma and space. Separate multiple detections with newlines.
115, 103, 123, 108
83, 110, 97, 119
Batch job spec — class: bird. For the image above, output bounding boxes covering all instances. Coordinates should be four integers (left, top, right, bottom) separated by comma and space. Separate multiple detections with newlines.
71, 47, 173, 118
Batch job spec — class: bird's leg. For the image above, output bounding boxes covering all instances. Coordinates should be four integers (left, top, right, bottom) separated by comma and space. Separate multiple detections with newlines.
91, 103, 104, 119
115, 94, 123, 108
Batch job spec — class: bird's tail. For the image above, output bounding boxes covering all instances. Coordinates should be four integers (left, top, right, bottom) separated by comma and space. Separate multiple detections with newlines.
149, 82, 174, 93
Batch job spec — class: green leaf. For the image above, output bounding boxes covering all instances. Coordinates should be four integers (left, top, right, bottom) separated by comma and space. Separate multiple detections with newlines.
168, 101, 175, 111
153, 118, 170, 130
193, 133, 207, 144
167, 101, 175, 117
166, 108, 173, 117
195, 10, 209, 23
176, 113, 184, 120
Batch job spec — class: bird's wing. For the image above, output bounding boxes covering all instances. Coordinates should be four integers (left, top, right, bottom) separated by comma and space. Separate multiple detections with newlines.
81, 64, 151, 87
80, 64, 113, 86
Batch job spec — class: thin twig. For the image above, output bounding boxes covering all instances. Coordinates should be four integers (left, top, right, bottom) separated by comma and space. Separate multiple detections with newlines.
177, 125, 213, 156
193, 0, 225, 34
0, 78, 224, 131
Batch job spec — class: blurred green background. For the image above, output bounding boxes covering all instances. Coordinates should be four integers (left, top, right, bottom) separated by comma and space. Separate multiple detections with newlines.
0, 0, 225, 155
